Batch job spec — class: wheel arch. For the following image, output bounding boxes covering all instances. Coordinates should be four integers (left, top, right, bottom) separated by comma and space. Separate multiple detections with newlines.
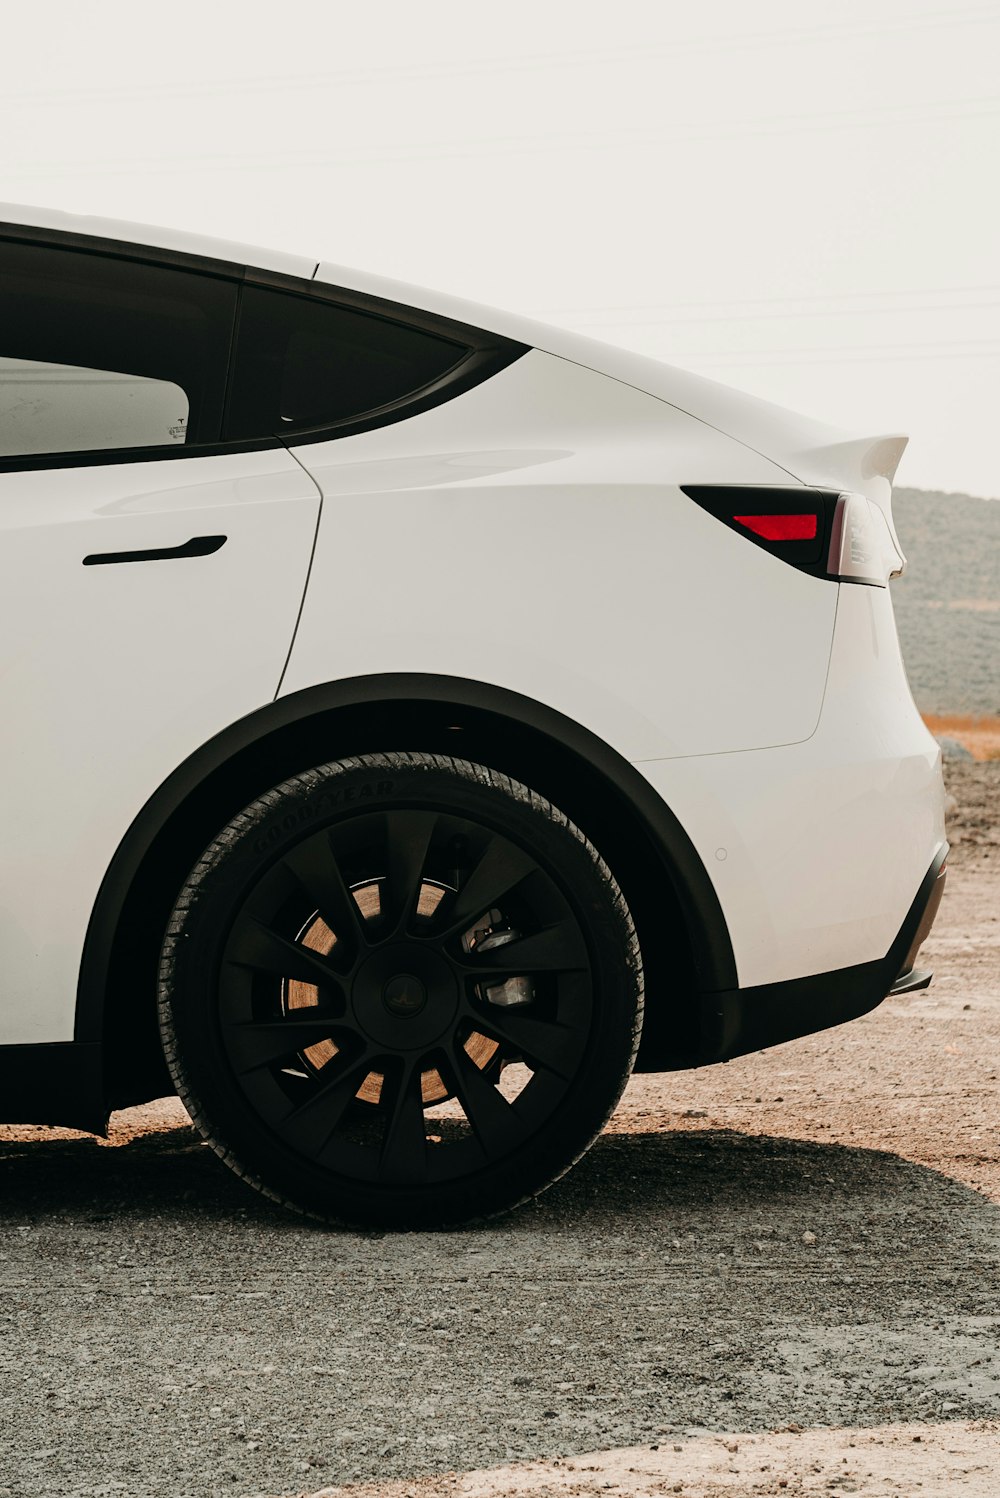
77, 674, 736, 1107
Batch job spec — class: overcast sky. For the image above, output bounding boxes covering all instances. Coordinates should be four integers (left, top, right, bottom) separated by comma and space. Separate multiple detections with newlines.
3, 0, 999, 495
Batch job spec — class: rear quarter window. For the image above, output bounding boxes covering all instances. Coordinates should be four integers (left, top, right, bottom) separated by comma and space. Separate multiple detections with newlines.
225, 286, 469, 440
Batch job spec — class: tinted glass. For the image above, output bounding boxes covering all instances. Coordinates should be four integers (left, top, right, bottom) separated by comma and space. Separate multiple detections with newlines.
0, 356, 189, 455
226, 286, 468, 439
0, 240, 237, 458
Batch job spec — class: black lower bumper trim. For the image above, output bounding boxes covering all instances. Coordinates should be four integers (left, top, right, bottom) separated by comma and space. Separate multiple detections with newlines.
889, 967, 933, 996
688, 843, 949, 1066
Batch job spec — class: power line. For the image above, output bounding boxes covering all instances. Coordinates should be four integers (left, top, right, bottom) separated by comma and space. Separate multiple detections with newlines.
6, 95, 999, 182
548, 299, 1000, 329
687, 350, 1000, 364
672, 338, 1000, 367
528, 285, 1000, 317
0, 4, 996, 108
676, 336, 1000, 355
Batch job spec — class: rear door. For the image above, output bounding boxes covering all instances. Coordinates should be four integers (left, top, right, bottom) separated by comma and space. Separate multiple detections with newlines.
0, 235, 320, 1045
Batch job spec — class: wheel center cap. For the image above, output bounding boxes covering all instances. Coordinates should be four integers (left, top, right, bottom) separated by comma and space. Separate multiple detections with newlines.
382, 972, 427, 1018
351, 944, 458, 1050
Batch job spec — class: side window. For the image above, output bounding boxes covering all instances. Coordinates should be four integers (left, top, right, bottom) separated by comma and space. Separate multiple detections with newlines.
225, 286, 469, 440
0, 240, 237, 460
0, 356, 190, 456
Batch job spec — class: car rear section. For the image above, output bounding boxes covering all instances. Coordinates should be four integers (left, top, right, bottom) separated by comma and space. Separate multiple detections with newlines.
269, 276, 945, 1043
621, 391, 947, 1064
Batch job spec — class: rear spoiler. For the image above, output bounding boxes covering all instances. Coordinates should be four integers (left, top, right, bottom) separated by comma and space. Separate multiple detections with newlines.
782, 433, 909, 575
787, 433, 908, 488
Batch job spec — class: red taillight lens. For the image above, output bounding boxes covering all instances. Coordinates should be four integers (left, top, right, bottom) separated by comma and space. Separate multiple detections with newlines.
681, 486, 891, 586
733, 513, 818, 542
681, 485, 829, 571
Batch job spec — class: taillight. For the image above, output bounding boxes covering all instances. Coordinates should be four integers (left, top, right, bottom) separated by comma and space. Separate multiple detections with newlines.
827, 491, 904, 585
733, 513, 818, 542
681, 486, 899, 586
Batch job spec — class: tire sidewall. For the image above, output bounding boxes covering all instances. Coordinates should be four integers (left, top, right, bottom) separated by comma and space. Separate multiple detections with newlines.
160, 755, 642, 1227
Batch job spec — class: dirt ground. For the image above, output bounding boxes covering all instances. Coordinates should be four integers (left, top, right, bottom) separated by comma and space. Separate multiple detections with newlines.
924, 714, 1000, 761
0, 765, 996, 1498
301, 1421, 1000, 1497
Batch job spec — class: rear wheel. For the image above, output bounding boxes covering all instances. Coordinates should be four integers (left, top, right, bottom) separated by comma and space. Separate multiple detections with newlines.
158, 753, 642, 1228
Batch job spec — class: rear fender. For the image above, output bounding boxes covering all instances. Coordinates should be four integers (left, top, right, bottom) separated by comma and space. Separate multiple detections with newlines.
76, 675, 738, 1103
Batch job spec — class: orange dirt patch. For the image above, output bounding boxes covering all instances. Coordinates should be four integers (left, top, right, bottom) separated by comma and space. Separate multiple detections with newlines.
923, 714, 1000, 760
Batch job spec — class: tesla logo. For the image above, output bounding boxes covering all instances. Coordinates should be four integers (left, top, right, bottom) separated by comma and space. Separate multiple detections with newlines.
383, 973, 428, 1017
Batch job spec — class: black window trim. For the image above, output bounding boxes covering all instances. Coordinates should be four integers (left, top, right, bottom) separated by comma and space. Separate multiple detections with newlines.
0, 220, 529, 475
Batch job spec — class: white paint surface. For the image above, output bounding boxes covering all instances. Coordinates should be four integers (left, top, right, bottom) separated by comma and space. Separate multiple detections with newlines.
0, 449, 319, 1043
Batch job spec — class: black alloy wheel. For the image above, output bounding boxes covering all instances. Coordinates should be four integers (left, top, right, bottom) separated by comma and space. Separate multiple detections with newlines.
158, 753, 643, 1228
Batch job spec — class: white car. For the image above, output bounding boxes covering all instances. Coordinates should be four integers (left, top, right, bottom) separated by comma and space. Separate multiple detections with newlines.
0, 205, 946, 1227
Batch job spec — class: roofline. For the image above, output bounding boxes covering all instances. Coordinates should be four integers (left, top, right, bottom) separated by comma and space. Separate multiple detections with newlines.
0, 201, 317, 281
0, 202, 872, 488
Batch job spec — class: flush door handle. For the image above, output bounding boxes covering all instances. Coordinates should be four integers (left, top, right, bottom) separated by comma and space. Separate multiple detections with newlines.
82, 535, 227, 566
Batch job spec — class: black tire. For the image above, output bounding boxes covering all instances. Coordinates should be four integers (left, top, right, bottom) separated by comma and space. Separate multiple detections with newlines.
158, 753, 643, 1228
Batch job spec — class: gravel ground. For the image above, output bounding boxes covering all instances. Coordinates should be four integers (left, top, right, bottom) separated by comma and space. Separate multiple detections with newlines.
308, 1421, 1000, 1497
0, 765, 996, 1498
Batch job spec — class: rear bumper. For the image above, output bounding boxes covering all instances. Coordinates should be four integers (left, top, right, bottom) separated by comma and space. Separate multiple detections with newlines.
637, 582, 945, 993
689, 844, 948, 1065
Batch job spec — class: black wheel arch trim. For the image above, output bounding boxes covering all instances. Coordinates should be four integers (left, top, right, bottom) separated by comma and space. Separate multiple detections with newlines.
75, 674, 738, 1051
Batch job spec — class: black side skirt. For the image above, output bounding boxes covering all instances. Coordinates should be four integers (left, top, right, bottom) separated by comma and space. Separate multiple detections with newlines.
0, 1042, 107, 1134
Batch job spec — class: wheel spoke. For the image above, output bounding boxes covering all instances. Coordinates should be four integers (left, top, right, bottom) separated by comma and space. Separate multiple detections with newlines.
448, 1042, 527, 1157
215, 775, 612, 1197
378, 1060, 428, 1184
456, 919, 589, 976
383, 810, 438, 936
467, 1009, 579, 1081
282, 834, 369, 958
223, 1015, 344, 1075
227, 916, 343, 990
437, 834, 537, 939
279, 1051, 374, 1157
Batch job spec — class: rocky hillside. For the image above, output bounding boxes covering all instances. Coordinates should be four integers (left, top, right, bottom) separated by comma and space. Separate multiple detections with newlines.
891, 488, 1000, 715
